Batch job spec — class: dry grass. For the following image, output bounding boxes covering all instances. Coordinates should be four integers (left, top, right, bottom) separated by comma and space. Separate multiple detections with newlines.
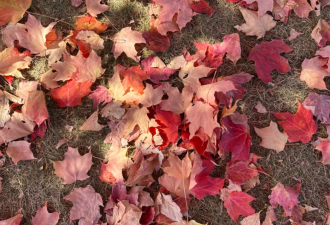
1, 0, 330, 224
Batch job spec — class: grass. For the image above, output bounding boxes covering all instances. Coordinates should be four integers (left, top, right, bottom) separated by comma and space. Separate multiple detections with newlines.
1, 0, 330, 224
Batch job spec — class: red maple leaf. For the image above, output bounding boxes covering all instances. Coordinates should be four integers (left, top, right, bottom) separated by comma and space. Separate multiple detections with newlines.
219, 116, 252, 161
224, 191, 255, 222
225, 159, 259, 185
118, 64, 150, 94
50, 80, 92, 107
273, 100, 317, 143
249, 39, 292, 83
74, 14, 108, 34
155, 107, 181, 143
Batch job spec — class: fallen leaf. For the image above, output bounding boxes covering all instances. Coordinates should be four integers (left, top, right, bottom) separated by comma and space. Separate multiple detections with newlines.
315, 141, 330, 165
154, 0, 195, 30
0, 47, 32, 78
225, 159, 259, 185
32, 202, 60, 225
303, 92, 330, 124
160, 85, 194, 115
255, 101, 267, 113
294, 0, 313, 18
118, 64, 149, 94
3, 14, 56, 54
86, 0, 109, 17
287, 29, 303, 41
255, 121, 288, 153
0, 214, 23, 225
249, 40, 292, 83
224, 191, 255, 223
71, 50, 105, 82
300, 57, 329, 90
139, 84, 164, 107
7, 140, 35, 164
112, 27, 146, 61
52, 147, 93, 184
316, 46, 330, 72
235, 7, 276, 39
74, 14, 108, 34
269, 182, 300, 216
88, 85, 112, 108
311, 19, 330, 47
220, 116, 252, 161
273, 100, 317, 143
155, 193, 183, 222
64, 185, 103, 225
76, 30, 104, 50
0, 91, 10, 127
0, 0, 32, 25
262, 205, 277, 225
240, 212, 260, 225
50, 80, 92, 107
244, 0, 273, 16
186, 101, 220, 139
79, 110, 105, 131
190, 0, 215, 16
22, 90, 49, 125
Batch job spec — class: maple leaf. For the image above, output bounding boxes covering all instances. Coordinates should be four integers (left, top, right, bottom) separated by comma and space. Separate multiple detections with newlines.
163, 153, 192, 179
41, 61, 77, 89
196, 80, 236, 106
241, 212, 260, 225
225, 160, 259, 185
121, 105, 149, 136
71, 50, 105, 82
269, 182, 300, 216
75, 14, 108, 34
186, 101, 219, 139
99, 147, 131, 183
179, 61, 213, 91
213, 33, 241, 65
316, 46, 330, 72
255, 101, 267, 113
141, 55, 177, 84
0, 47, 32, 78
311, 19, 330, 47
32, 202, 60, 225
235, 7, 276, 39
139, 84, 164, 107
154, 107, 181, 143
15, 80, 38, 101
0, 0, 31, 25
155, 193, 183, 222
219, 116, 252, 161
160, 86, 194, 115
244, 0, 273, 16
6, 140, 35, 164
254, 121, 288, 153
287, 29, 303, 41
0, 91, 10, 127
100, 100, 125, 120
88, 85, 112, 108
64, 185, 103, 225
190, 0, 215, 16
112, 27, 146, 61
224, 191, 255, 222
154, 0, 195, 30
142, 26, 171, 52
76, 31, 104, 50
273, 0, 296, 24
262, 205, 277, 225
22, 90, 48, 125
0, 112, 35, 143
71, 0, 82, 7
300, 57, 330, 90
273, 100, 317, 143
315, 141, 330, 165
249, 39, 292, 83
293, 0, 313, 18
3, 14, 56, 54
0, 214, 23, 225
86, 0, 109, 17
79, 110, 105, 131
118, 64, 150, 94
303, 92, 330, 124
50, 80, 92, 107
52, 147, 93, 184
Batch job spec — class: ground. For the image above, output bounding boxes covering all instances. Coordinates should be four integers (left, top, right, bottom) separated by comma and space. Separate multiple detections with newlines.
0, 0, 330, 224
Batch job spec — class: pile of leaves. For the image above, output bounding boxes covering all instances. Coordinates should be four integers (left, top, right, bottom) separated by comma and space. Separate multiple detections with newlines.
1, 0, 330, 224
